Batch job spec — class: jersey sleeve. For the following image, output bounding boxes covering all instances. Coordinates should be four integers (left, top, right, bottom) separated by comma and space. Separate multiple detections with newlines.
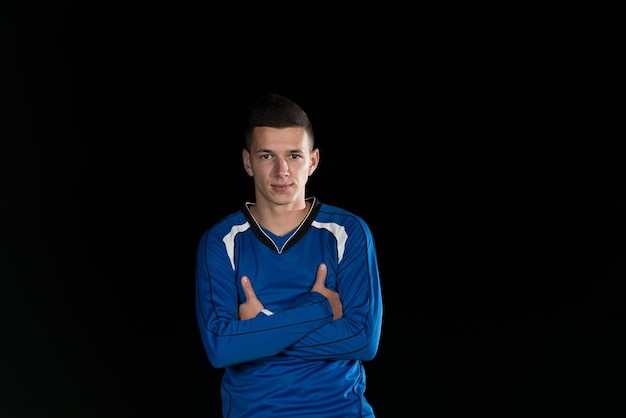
195, 227, 334, 369
282, 217, 383, 361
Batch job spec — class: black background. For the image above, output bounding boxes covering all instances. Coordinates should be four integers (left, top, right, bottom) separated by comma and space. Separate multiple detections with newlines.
2, 2, 624, 417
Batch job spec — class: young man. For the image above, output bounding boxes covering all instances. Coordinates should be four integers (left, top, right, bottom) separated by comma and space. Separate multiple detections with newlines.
195, 93, 383, 417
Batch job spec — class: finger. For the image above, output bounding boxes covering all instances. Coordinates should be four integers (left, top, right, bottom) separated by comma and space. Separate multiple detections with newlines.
313, 263, 327, 289
241, 276, 256, 301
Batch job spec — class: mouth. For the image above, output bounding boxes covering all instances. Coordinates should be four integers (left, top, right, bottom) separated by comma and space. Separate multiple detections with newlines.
271, 183, 291, 192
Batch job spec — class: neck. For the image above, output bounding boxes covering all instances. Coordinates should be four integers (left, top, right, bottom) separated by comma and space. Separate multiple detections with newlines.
249, 200, 310, 237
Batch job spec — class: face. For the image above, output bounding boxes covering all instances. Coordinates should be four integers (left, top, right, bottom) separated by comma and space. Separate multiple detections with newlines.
242, 126, 319, 208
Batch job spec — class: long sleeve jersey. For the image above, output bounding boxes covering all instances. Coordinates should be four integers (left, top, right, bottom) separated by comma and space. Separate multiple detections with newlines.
195, 197, 383, 417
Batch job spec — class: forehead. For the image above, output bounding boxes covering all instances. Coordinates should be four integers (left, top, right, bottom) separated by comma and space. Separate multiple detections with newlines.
251, 126, 310, 151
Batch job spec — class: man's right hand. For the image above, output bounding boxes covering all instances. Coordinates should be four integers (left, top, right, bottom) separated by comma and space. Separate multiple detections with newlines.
311, 263, 343, 320
239, 276, 265, 320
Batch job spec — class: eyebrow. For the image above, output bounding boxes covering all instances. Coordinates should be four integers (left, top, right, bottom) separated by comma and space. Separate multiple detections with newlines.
255, 148, 305, 154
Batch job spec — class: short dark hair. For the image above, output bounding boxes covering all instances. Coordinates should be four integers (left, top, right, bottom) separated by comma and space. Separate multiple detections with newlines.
244, 93, 314, 151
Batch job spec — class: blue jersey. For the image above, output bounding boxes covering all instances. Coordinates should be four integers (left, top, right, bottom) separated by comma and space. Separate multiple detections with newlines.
196, 197, 383, 417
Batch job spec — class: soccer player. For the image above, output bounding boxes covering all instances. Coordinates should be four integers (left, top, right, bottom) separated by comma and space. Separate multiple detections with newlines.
195, 93, 383, 417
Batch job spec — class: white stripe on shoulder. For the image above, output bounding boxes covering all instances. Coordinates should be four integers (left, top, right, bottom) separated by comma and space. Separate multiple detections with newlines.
222, 222, 250, 270
311, 221, 348, 264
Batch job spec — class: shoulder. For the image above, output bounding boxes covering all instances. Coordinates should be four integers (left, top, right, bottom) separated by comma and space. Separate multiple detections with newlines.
316, 203, 373, 234
201, 210, 248, 240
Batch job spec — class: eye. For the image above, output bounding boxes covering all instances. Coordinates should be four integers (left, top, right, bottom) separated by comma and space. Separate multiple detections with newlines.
260, 154, 271, 160
290, 154, 302, 160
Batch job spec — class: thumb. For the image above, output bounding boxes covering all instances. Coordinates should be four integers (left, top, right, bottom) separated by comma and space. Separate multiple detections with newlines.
312, 263, 327, 290
241, 276, 257, 302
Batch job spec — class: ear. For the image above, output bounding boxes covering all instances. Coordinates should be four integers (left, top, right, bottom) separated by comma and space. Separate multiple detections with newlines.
242, 148, 253, 177
308, 148, 320, 176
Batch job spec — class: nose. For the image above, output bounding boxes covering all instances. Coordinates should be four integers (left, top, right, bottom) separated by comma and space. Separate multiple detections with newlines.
275, 158, 289, 178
